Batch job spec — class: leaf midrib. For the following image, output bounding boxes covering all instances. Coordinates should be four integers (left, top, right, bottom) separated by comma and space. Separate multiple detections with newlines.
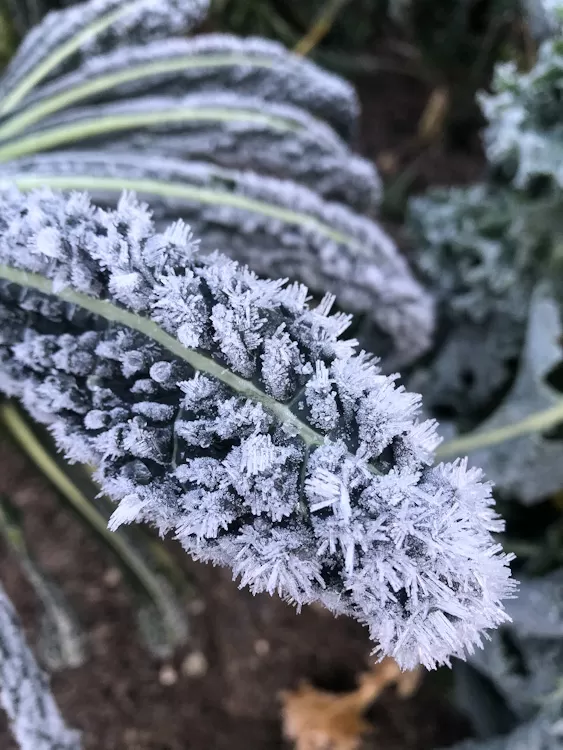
0, 262, 326, 449
0, 106, 304, 163
0, 53, 279, 140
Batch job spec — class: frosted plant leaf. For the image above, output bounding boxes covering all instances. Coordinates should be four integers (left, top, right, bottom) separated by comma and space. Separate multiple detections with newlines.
0, 0, 210, 115
406, 183, 542, 422
524, 0, 563, 40
480, 23, 563, 188
465, 571, 563, 723
458, 283, 563, 504
446, 712, 563, 750
0, 583, 82, 750
0, 151, 434, 367
0, 187, 515, 670
0, 93, 379, 212
3, 34, 360, 142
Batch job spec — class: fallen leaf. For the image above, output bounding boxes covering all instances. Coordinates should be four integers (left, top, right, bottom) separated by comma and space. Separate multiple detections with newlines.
280, 658, 422, 750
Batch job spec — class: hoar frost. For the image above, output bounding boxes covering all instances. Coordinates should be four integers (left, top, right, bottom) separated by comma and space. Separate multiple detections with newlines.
0, 187, 515, 670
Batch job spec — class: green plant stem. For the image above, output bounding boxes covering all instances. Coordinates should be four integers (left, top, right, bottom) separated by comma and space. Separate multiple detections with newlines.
436, 400, 563, 460
0, 493, 87, 670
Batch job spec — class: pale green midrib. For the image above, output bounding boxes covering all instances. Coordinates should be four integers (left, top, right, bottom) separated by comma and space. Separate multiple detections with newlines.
10, 174, 355, 249
0, 4, 132, 115
0, 54, 278, 140
0, 106, 303, 163
0, 264, 325, 448
0, 401, 186, 613
436, 398, 563, 459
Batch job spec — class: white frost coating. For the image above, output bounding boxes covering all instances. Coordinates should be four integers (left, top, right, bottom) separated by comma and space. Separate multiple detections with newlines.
15, 34, 359, 141
0, 583, 81, 750
406, 183, 538, 417
0, 187, 515, 670
0, 151, 434, 366
0, 0, 210, 107
10, 92, 378, 212
480, 25, 563, 188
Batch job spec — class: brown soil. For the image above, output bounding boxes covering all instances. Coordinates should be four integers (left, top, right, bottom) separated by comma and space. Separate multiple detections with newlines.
0, 68, 482, 750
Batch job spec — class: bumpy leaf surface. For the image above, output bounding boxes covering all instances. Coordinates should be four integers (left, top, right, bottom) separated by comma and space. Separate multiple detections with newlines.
0, 92, 379, 211
0, 583, 81, 750
0, 151, 434, 366
406, 183, 543, 423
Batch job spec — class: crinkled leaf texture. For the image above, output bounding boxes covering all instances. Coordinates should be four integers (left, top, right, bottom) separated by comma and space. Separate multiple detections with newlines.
0, 91, 379, 211
469, 570, 563, 721
447, 712, 563, 750
0, 0, 210, 116
406, 184, 541, 422
0, 33, 360, 144
0, 583, 81, 750
480, 19, 563, 188
462, 284, 563, 504
0, 187, 514, 670
0, 0, 434, 368
0, 151, 434, 367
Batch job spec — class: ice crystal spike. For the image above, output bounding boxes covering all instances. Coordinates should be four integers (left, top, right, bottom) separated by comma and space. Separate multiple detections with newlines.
0, 187, 515, 670
0, 583, 82, 750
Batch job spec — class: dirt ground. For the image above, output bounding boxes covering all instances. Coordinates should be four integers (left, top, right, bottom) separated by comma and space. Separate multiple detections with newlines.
0, 70, 484, 750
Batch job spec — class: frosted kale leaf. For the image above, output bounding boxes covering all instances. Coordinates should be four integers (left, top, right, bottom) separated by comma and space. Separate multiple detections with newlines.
446, 570, 563, 750
0, 186, 515, 670
0, 0, 433, 367
0, 0, 210, 116
0, 92, 379, 211
406, 183, 542, 423
524, 0, 563, 40
0, 151, 434, 367
0, 583, 81, 750
480, 19, 563, 188
445, 712, 563, 750
1, 33, 360, 143
451, 284, 563, 504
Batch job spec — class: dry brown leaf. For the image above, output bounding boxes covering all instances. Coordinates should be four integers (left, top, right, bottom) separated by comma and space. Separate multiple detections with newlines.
280, 658, 422, 750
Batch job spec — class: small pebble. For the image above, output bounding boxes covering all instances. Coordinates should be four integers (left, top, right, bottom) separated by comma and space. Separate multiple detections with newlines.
187, 598, 206, 616
254, 639, 270, 657
103, 567, 122, 588
158, 664, 178, 686
182, 651, 208, 678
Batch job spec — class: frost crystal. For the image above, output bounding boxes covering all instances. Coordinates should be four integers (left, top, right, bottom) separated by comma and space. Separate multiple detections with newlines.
0, 187, 515, 670
0, 583, 81, 750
